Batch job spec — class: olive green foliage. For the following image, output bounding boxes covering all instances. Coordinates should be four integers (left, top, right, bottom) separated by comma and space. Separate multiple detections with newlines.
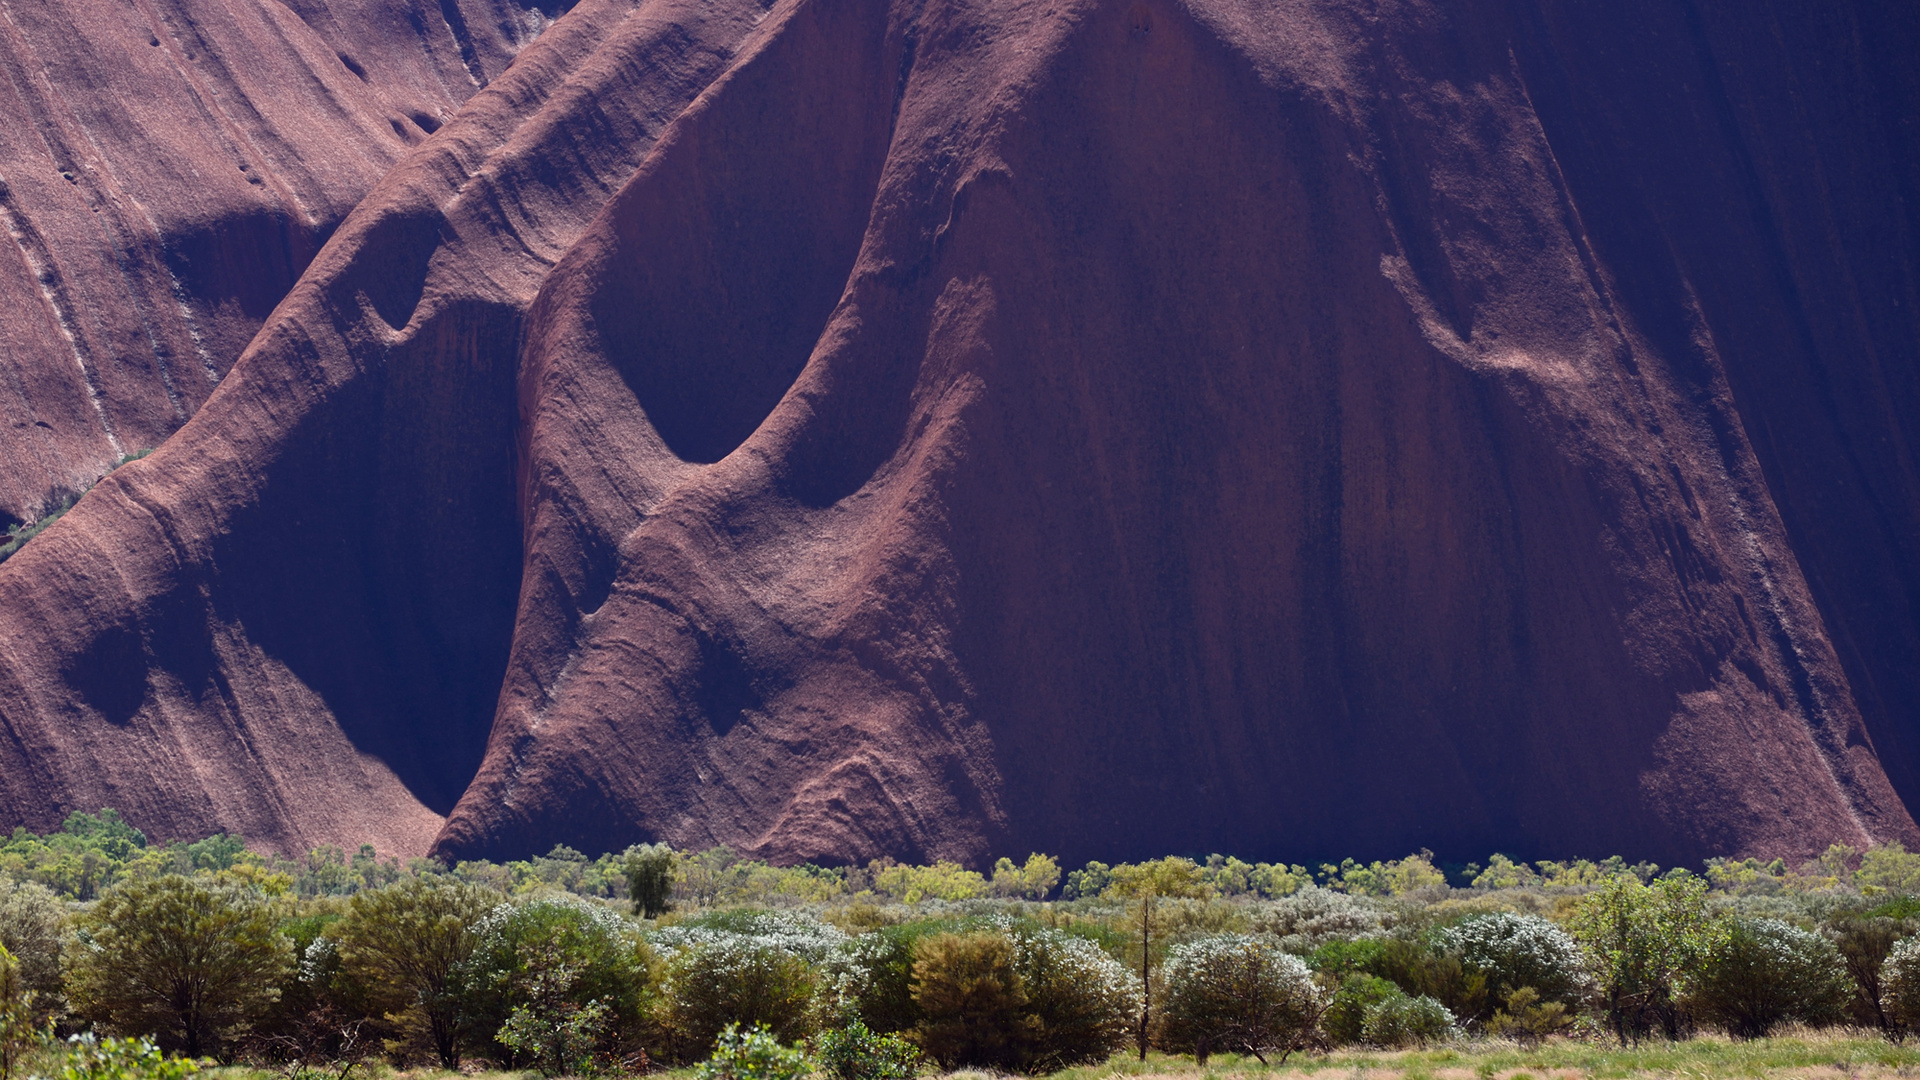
1879, 936, 1920, 1035
1364, 938, 1490, 1029
1830, 913, 1908, 1029
623, 845, 677, 919
1322, 974, 1401, 1046
697, 1024, 809, 1080
1568, 873, 1726, 1042
41, 1033, 203, 1080
0, 877, 65, 1020
870, 863, 987, 905
1688, 917, 1849, 1039
65, 875, 293, 1057
1010, 927, 1141, 1071
908, 932, 1032, 1070
1361, 994, 1457, 1047
458, 896, 652, 1070
1485, 986, 1575, 1043
334, 876, 499, 1067
1157, 934, 1324, 1064
1318, 854, 1446, 897
833, 924, 930, 1035
810, 1019, 919, 1080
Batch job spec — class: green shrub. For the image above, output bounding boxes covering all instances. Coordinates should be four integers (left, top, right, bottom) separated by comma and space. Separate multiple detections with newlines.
909, 931, 1033, 1069
1011, 928, 1139, 1071
811, 1019, 919, 1080
1438, 912, 1584, 1005
697, 1024, 810, 1080
1365, 938, 1490, 1028
1569, 873, 1725, 1041
1158, 934, 1324, 1064
65, 875, 293, 1057
334, 876, 499, 1067
622, 845, 677, 919
1361, 994, 1456, 1047
40, 1034, 203, 1080
0, 946, 35, 1080
1322, 974, 1402, 1046
1689, 917, 1849, 1038
1485, 987, 1575, 1043
458, 895, 653, 1070
1830, 914, 1906, 1030
661, 934, 818, 1059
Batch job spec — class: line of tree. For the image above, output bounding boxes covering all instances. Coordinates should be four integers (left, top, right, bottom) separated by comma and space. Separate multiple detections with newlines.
9, 815, 1920, 1077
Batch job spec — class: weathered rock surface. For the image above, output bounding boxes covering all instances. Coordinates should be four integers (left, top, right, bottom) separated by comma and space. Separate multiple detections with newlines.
0, 0, 570, 527
0, 0, 1916, 865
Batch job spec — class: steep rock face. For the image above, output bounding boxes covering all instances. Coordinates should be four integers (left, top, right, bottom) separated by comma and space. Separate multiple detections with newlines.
0, 0, 571, 527
0, 0, 771, 852
1, 0, 1917, 864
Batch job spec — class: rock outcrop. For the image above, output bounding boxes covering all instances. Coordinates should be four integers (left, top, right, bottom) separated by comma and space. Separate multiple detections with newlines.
0, 0, 569, 527
1, 0, 1916, 866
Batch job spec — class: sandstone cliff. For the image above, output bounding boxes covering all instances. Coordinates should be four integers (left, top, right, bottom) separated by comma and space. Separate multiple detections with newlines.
1, 0, 1915, 866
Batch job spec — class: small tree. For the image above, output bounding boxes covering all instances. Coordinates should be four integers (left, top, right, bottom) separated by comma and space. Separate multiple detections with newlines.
1829, 914, 1905, 1030
65, 874, 293, 1057
698, 1024, 810, 1080
1158, 935, 1326, 1064
1106, 858, 1209, 1060
1439, 912, 1584, 1006
989, 855, 1063, 900
664, 936, 817, 1058
623, 844, 678, 919
460, 895, 653, 1069
334, 875, 499, 1067
1568, 872, 1725, 1042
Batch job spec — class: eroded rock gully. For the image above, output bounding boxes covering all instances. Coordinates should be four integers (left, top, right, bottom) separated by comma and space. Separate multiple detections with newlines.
0, 0, 1916, 866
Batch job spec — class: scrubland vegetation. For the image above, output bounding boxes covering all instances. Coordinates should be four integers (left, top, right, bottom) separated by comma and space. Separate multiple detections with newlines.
9, 812, 1920, 1080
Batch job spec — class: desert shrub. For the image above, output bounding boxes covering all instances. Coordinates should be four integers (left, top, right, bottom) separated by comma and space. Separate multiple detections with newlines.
39, 1034, 204, 1080
1361, 994, 1456, 1048
909, 931, 1033, 1069
1158, 934, 1325, 1064
1879, 936, 1920, 1035
1364, 938, 1489, 1028
661, 934, 818, 1059
1248, 887, 1390, 953
1012, 928, 1140, 1071
698, 1024, 810, 1080
1688, 917, 1848, 1038
243, 912, 376, 1069
811, 1019, 919, 1080
458, 895, 653, 1070
1569, 873, 1725, 1041
1485, 987, 1575, 1043
0, 877, 65, 1021
990, 856, 1063, 900
65, 875, 293, 1057
831, 924, 930, 1034
0, 946, 35, 1080
623, 845, 677, 919
1829, 914, 1907, 1030
1438, 912, 1584, 1005
1321, 974, 1401, 1046
334, 875, 499, 1067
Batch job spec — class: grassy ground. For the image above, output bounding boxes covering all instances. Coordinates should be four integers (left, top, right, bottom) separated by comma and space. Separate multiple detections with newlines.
1044, 1033, 1920, 1080
29, 1030, 1918, 1080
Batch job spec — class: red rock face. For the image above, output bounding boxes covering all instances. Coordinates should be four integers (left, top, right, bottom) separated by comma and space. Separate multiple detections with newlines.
0, 0, 1916, 865
0, 0, 568, 527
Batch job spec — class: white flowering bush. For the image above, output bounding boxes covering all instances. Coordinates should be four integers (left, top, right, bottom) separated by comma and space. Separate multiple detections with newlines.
1012, 928, 1141, 1071
1158, 934, 1325, 1064
1248, 888, 1391, 953
456, 895, 652, 1070
653, 913, 841, 1059
1882, 936, 1920, 1035
1438, 912, 1585, 1003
